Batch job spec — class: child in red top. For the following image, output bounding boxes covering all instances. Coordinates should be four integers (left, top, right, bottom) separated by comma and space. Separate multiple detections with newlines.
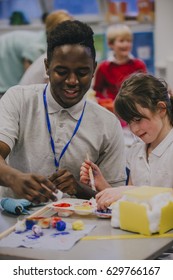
93, 24, 147, 101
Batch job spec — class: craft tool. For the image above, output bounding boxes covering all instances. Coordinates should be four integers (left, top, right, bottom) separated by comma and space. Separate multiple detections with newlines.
86, 153, 96, 191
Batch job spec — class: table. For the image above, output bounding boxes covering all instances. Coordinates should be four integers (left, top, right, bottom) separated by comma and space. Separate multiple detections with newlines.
0, 200, 173, 260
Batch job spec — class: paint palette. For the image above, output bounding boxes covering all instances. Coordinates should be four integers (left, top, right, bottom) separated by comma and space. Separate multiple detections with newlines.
95, 209, 112, 219
51, 202, 74, 217
73, 205, 93, 215
51, 199, 96, 216
50, 199, 112, 217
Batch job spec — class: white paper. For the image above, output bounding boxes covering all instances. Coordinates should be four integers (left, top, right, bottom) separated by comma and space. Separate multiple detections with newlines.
0, 223, 95, 251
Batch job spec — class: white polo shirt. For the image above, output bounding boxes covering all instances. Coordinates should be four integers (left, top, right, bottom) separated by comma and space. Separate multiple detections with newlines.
0, 83, 126, 197
127, 128, 173, 187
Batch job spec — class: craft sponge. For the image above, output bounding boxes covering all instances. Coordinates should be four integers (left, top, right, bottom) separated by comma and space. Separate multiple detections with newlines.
72, 220, 85, 230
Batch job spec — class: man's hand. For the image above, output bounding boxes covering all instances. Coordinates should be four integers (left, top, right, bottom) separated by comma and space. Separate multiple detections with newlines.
9, 173, 58, 204
48, 169, 78, 196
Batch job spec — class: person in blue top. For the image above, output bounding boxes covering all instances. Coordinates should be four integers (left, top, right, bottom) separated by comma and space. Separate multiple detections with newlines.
0, 31, 45, 96
0, 10, 72, 97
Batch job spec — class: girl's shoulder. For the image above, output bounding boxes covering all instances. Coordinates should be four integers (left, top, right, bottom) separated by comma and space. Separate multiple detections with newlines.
127, 140, 145, 158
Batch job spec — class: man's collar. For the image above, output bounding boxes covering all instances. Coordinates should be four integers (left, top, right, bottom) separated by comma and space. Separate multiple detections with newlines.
46, 83, 87, 120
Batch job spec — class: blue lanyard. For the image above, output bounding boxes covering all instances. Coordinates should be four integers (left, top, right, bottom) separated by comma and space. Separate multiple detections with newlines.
43, 85, 86, 170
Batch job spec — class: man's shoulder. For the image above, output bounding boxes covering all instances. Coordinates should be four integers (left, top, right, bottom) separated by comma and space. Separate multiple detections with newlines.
87, 99, 113, 113
86, 100, 119, 122
4, 84, 45, 101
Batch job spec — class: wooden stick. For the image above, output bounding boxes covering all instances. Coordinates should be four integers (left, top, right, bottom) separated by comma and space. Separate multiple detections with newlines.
86, 153, 96, 191
0, 224, 16, 240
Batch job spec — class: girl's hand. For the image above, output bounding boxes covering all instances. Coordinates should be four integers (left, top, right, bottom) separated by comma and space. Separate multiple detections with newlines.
80, 160, 110, 192
96, 185, 134, 210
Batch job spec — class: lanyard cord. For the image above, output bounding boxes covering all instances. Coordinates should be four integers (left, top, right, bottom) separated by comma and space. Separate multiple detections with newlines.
43, 85, 86, 170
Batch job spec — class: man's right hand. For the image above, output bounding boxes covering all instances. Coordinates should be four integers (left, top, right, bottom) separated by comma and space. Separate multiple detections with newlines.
9, 173, 58, 204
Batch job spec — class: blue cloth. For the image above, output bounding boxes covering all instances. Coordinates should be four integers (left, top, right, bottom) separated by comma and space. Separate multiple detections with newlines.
0, 198, 31, 215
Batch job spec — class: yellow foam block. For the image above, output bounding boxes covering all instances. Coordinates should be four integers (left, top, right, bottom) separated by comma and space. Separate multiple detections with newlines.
160, 202, 173, 234
116, 186, 173, 235
123, 186, 173, 200
119, 201, 151, 235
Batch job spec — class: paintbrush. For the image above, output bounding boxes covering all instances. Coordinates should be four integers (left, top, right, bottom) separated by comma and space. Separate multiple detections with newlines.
86, 153, 96, 191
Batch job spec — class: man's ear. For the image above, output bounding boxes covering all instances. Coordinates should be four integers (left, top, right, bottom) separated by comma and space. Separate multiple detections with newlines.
44, 58, 49, 75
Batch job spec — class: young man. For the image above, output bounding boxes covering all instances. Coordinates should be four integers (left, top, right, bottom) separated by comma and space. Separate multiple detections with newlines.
0, 20, 126, 204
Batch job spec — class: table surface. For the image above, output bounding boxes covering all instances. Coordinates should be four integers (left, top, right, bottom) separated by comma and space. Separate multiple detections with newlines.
0, 199, 173, 260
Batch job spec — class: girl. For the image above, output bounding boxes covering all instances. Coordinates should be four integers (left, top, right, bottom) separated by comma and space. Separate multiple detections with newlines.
80, 73, 173, 209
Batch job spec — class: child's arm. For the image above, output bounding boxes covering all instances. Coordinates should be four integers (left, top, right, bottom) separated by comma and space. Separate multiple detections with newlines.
80, 160, 135, 210
80, 160, 110, 191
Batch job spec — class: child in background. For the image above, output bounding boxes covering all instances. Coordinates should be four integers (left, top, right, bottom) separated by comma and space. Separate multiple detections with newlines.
93, 24, 147, 101
93, 24, 147, 147
81, 73, 173, 209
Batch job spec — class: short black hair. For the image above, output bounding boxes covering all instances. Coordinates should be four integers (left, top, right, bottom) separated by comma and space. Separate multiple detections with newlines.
47, 20, 96, 63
